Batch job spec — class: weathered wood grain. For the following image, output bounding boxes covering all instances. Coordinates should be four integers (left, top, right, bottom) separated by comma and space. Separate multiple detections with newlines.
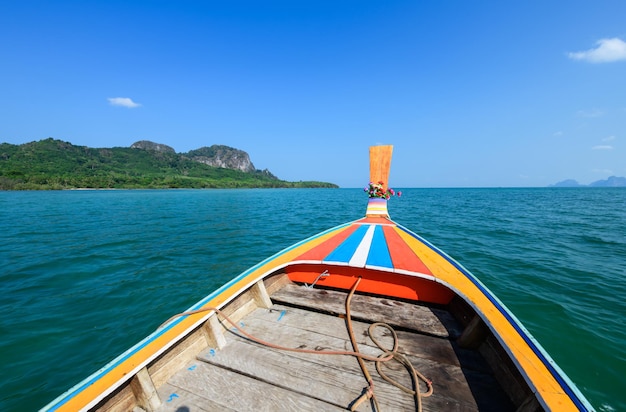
199, 339, 383, 410
130, 367, 161, 411
208, 304, 511, 411
149, 327, 208, 388
263, 272, 292, 296
156, 362, 347, 412
251, 279, 272, 309
94, 383, 135, 412
150, 282, 514, 412
246, 303, 490, 373
270, 283, 463, 338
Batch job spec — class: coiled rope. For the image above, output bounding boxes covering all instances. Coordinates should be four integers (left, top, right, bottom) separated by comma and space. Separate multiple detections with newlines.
159, 277, 433, 411
346, 277, 433, 412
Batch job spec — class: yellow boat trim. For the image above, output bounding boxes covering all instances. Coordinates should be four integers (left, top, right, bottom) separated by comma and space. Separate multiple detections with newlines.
47, 224, 348, 411
394, 226, 584, 411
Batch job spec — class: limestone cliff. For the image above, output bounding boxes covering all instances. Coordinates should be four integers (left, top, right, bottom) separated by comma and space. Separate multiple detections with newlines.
185, 145, 256, 173
131, 140, 176, 153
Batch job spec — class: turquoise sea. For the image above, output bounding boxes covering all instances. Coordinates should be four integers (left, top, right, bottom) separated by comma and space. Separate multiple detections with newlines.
1, 188, 624, 411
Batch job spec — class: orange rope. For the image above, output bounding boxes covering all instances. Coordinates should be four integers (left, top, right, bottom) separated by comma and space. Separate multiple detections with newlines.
345, 277, 379, 411
159, 279, 433, 411
368, 321, 433, 412
159, 303, 394, 363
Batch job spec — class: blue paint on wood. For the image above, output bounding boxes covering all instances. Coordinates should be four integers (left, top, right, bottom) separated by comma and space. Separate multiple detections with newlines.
366, 225, 392, 268
324, 224, 369, 263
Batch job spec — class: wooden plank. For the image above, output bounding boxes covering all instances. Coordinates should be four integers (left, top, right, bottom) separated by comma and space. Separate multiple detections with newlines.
151, 282, 514, 411
199, 305, 507, 411
93, 384, 135, 412
263, 272, 292, 296
458, 315, 489, 349
156, 362, 348, 412
251, 279, 272, 309
479, 334, 533, 407
148, 327, 208, 388
130, 367, 161, 411
248, 303, 490, 374
199, 339, 405, 411
243, 308, 507, 408
203, 314, 227, 349
156, 382, 237, 412
218, 290, 258, 325
270, 283, 462, 338
396, 329, 493, 375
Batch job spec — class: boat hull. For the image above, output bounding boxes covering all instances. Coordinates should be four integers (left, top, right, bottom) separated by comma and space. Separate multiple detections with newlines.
42, 218, 592, 411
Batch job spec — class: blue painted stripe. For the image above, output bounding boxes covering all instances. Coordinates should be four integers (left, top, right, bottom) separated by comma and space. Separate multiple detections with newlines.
324, 224, 370, 263
348, 225, 375, 267
395, 224, 592, 411
366, 225, 393, 268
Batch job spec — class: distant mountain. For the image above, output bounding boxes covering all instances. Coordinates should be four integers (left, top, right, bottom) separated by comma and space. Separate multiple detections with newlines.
550, 176, 626, 187
0, 138, 337, 190
589, 176, 626, 187
551, 179, 583, 188
132, 140, 263, 175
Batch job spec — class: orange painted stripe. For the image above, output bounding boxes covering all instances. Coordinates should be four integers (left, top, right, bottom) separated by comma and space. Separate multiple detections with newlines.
295, 224, 359, 261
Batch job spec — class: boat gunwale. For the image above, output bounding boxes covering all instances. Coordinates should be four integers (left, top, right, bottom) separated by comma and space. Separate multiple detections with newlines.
394, 223, 594, 411
41, 221, 357, 411
42, 218, 593, 412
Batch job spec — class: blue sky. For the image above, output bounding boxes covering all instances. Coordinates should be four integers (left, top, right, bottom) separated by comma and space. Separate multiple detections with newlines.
1, 1, 625, 187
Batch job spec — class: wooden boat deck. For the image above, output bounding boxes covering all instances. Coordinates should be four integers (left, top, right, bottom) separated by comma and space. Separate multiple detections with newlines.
152, 280, 515, 412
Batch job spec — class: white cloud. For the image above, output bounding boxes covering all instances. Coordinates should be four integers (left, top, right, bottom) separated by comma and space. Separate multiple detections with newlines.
577, 108, 603, 118
553, 131, 564, 137
602, 135, 616, 142
107, 97, 141, 108
592, 145, 613, 150
593, 168, 614, 174
568, 38, 626, 63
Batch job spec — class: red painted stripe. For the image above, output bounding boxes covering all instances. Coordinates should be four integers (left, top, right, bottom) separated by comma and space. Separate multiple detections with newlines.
383, 225, 432, 275
286, 265, 454, 304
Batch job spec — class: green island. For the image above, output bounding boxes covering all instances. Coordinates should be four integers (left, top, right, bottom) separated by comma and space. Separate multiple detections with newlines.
0, 138, 338, 190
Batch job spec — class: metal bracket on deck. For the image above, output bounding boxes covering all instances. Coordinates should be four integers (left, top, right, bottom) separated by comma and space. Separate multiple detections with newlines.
305, 270, 329, 289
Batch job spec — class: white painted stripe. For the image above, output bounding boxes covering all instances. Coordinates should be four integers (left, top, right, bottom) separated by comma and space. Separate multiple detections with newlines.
349, 225, 376, 267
